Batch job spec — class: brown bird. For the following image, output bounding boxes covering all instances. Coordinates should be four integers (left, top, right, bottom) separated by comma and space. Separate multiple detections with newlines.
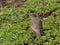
29, 13, 43, 39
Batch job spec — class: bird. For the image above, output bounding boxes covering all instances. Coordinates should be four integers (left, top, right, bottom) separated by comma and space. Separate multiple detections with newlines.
29, 13, 43, 39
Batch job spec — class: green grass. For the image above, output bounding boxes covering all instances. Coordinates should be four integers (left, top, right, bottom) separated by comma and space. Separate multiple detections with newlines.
0, 0, 60, 45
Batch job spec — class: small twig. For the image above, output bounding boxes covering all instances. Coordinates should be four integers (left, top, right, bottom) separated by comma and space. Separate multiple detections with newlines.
40, 8, 58, 18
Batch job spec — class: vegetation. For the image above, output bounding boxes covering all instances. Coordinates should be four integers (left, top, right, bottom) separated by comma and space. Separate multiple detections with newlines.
0, 0, 60, 45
